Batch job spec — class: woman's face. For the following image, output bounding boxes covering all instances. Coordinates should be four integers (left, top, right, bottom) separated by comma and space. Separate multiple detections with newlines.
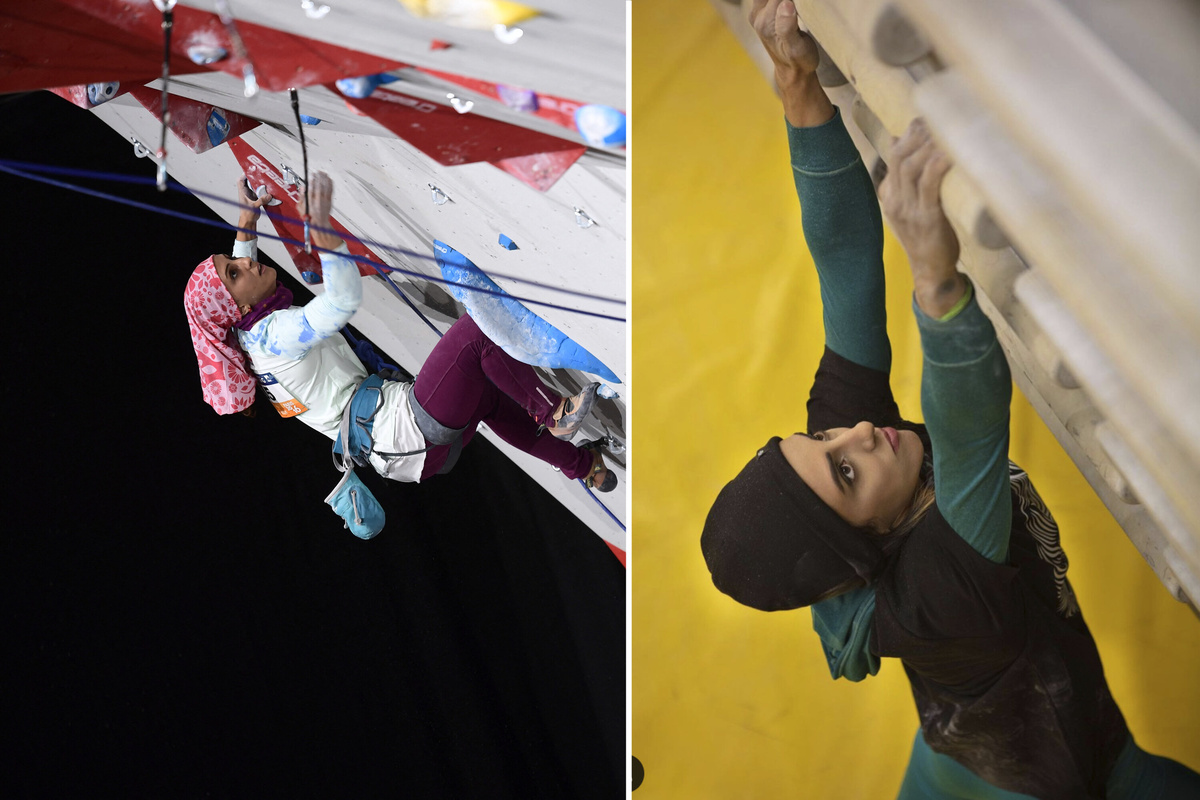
213, 253, 276, 310
778, 422, 924, 532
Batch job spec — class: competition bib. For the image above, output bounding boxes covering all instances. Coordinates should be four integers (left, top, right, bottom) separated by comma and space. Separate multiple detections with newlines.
256, 371, 308, 418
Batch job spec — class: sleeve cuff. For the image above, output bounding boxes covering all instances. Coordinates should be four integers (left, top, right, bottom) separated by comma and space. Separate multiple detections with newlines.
787, 107, 862, 175
231, 238, 257, 259
320, 241, 351, 261
937, 280, 974, 322
913, 280, 999, 365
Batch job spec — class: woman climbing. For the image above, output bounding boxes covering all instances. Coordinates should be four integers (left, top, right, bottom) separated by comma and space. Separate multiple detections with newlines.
700, 1, 1200, 797
183, 170, 614, 492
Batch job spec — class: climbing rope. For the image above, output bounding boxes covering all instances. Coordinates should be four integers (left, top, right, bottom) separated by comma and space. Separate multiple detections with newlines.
213, 0, 258, 97
288, 88, 312, 254
152, 0, 177, 191
0, 159, 626, 322
579, 477, 626, 531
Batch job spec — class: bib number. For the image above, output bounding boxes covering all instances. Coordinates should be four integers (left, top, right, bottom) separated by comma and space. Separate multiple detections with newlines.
256, 372, 308, 418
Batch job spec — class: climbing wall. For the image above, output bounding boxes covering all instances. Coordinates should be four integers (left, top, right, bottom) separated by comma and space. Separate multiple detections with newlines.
3, 0, 627, 549
632, 0, 1200, 796
713, 0, 1200, 610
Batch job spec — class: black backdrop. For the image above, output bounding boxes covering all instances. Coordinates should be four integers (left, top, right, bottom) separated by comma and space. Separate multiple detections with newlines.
1, 90, 624, 798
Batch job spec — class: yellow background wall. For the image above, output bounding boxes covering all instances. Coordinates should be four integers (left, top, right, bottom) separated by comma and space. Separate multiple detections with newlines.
631, 1, 1200, 796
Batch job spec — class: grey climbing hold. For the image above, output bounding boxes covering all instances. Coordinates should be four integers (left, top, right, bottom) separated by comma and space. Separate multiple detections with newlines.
871, 4, 931, 67
87, 82, 120, 106
187, 45, 228, 65
493, 24, 523, 44
446, 93, 474, 114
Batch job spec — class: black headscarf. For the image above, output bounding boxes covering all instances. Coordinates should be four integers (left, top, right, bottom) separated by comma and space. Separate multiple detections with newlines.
700, 436, 885, 611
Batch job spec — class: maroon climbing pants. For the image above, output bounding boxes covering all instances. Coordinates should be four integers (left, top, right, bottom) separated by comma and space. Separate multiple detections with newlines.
413, 314, 593, 480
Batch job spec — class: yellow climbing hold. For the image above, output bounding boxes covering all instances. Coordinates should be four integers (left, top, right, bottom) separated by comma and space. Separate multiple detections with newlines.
395, 0, 538, 29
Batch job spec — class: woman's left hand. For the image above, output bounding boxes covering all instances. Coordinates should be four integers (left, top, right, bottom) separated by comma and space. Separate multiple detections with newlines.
879, 119, 966, 317
235, 176, 269, 241
879, 119, 959, 273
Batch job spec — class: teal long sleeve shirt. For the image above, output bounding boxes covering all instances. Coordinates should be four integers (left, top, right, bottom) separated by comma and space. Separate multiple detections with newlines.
790, 110, 1015, 685
788, 110, 1012, 564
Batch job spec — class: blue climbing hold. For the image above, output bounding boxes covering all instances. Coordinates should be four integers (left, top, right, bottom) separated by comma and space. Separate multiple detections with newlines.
299, 115, 322, 126
206, 109, 231, 147
574, 105, 626, 148
498, 234, 518, 250
87, 82, 120, 106
335, 73, 399, 99
433, 240, 620, 384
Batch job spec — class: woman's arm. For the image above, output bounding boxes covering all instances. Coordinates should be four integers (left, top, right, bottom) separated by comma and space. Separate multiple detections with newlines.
752, 0, 890, 372
239, 173, 362, 359
232, 177, 268, 258
297, 171, 358, 338
882, 122, 1012, 562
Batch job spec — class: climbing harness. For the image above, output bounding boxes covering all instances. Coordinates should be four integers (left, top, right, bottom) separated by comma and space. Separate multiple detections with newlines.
333, 374, 467, 478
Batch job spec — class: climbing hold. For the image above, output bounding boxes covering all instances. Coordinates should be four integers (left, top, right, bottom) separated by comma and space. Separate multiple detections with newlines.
499, 234, 518, 250
335, 73, 398, 99
574, 207, 595, 229
493, 24, 523, 44
187, 44, 228, 65
281, 164, 304, 188
429, 184, 449, 206
299, 115, 322, 125
206, 108, 230, 146
597, 385, 618, 400
497, 85, 538, 113
434, 240, 621, 383
301, 270, 323, 285
86, 82, 120, 106
300, 0, 331, 19
573, 105, 626, 148
241, 67, 259, 99
430, 39, 453, 50
871, 4, 930, 68
253, 183, 283, 206
446, 93, 474, 114
130, 136, 153, 159
595, 433, 625, 456
814, 41, 847, 88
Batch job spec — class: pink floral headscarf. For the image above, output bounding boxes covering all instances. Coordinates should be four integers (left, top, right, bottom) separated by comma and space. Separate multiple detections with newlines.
183, 256, 256, 414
